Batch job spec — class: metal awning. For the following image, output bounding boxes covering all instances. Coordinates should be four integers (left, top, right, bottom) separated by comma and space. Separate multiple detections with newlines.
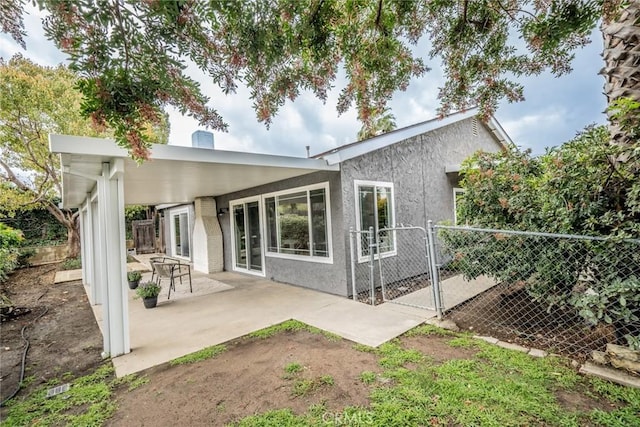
50, 135, 340, 208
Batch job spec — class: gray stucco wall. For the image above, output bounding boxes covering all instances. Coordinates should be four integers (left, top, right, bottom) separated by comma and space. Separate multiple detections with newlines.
215, 171, 348, 296
340, 118, 503, 294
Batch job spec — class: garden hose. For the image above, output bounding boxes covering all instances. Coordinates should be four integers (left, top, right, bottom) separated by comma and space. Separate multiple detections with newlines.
0, 305, 49, 407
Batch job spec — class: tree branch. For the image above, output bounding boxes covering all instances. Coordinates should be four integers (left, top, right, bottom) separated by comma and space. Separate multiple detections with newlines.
112, 0, 132, 70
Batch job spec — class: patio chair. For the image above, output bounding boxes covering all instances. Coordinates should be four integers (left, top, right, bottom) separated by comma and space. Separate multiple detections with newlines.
149, 256, 167, 283
152, 261, 192, 299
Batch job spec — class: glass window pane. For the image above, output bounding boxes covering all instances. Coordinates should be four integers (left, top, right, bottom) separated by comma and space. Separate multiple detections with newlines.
265, 197, 277, 252
247, 201, 261, 270
180, 212, 190, 257
173, 214, 181, 256
358, 186, 375, 257
310, 189, 328, 257
376, 187, 394, 254
233, 205, 246, 268
277, 191, 309, 255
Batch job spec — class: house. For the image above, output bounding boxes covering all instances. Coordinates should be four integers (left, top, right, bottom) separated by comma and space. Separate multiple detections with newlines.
158, 108, 509, 295
49, 107, 511, 357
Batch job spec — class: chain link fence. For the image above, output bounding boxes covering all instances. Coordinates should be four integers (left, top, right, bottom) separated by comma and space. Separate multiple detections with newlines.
349, 226, 439, 310
434, 225, 640, 361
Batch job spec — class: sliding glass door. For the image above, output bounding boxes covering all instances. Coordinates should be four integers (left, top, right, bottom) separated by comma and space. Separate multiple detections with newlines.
231, 199, 263, 274
171, 209, 190, 259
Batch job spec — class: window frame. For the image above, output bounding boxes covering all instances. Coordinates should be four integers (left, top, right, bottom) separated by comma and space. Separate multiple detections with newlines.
453, 187, 465, 225
229, 195, 265, 277
262, 182, 333, 264
354, 180, 397, 263
169, 207, 191, 261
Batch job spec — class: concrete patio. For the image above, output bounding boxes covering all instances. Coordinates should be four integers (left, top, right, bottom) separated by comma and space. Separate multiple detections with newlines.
85, 259, 435, 377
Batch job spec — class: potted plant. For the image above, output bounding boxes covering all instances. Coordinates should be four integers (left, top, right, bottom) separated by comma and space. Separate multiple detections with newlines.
135, 281, 161, 309
127, 270, 142, 289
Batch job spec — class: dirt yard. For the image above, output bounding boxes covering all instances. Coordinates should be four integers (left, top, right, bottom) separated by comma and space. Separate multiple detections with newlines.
1, 265, 633, 426
0, 264, 103, 409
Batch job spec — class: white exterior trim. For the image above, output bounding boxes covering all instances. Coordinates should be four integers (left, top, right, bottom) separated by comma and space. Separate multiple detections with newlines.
453, 187, 465, 225
169, 207, 192, 261
320, 109, 479, 165
229, 196, 266, 277
354, 180, 397, 263
262, 182, 334, 264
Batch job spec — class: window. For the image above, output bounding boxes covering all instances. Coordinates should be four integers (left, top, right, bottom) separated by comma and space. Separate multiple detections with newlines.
453, 188, 465, 225
264, 183, 331, 262
355, 181, 395, 260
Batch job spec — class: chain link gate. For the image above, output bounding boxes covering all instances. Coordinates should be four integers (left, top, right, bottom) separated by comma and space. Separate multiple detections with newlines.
349, 225, 443, 313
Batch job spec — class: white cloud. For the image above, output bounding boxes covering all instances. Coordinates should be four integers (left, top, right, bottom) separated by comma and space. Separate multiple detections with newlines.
501, 108, 565, 149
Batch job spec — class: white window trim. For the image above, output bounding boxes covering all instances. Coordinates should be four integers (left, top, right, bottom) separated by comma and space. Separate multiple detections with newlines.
354, 180, 397, 263
169, 207, 191, 261
262, 182, 333, 264
229, 196, 266, 277
453, 187, 465, 225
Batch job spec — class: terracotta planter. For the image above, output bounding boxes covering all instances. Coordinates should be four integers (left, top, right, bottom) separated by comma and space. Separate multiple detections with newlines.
143, 296, 158, 309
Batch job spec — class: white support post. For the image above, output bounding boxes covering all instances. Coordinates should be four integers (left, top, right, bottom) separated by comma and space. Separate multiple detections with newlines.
97, 164, 111, 355
83, 194, 96, 303
79, 203, 87, 285
90, 190, 103, 305
100, 160, 130, 357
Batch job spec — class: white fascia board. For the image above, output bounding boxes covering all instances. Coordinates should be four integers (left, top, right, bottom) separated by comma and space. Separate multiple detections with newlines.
50, 134, 339, 171
321, 108, 479, 165
486, 116, 513, 149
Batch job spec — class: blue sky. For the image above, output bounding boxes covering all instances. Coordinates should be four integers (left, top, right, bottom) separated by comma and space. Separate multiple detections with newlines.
0, 7, 606, 158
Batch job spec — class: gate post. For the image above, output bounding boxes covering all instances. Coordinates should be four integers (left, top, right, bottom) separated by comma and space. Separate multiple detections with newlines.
427, 221, 443, 319
349, 228, 357, 301
368, 226, 375, 305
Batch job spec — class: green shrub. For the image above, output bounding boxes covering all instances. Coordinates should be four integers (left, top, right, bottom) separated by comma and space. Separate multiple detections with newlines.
0, 223, 24, 282
60, 256, 82, 270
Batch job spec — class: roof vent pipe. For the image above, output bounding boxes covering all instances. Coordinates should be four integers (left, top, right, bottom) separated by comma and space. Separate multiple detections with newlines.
191, 130, 215, 149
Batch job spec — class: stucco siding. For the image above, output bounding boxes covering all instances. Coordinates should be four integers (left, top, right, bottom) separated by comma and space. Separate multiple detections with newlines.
215, 171, 349, 296
340, 117, 502, 293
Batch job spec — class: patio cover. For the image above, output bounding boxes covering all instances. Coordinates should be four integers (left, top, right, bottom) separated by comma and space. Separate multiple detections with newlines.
49, 135, 339, 358
52, 135, 339, 208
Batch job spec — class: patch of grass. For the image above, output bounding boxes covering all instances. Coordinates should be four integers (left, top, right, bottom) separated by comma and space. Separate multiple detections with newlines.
359, 371, 377, 384
586, 377, 640, 426
2, 363, 119, 426
319, 375, 334, 386
404, 324, 458, 337
291, 375, 334, 397
246, 319, 340, 341
353, 343, 377, 353
237, 325, 639, 427
20, 375, 36, 388
232, 408, 312, 426
377, 341, 424, 369
292, 379, 315, 397
169, 344, 226, 366
448, 335, 480, 348
283, 362, 304, 380
113, 374, 149, 392
284, 362, 303, 376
